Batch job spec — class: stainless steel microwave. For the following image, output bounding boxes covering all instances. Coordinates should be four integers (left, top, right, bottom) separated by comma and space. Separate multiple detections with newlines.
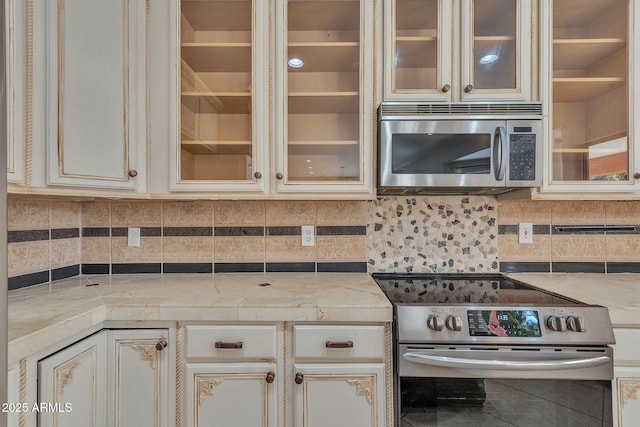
377, 103, 543, 195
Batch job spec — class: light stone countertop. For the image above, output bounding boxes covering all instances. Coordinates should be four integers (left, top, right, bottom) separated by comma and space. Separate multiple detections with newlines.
507, 273, 640, 327
7, 273, 392, 365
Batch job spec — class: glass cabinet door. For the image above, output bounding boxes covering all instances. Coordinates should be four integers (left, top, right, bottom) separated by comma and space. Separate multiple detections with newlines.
280, 0, 367, 187
178, 0, 265, 187
550, 0, 629, 184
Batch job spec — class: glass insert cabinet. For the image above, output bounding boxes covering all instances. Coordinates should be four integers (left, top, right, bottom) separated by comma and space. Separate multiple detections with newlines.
173, 0, 373, 195
544, 0, 637, 192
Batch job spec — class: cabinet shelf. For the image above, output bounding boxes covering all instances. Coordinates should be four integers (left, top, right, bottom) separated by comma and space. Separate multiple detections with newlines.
181, 1, 251, 32
553, 77, 625, 102
182, 45, 250, 72
181, 140, 251, 156
288, 92, 358, 114
181, 92, 251, 114
287, 45, 359, 72
289, 140, 359, 146
553, 38, 625, 69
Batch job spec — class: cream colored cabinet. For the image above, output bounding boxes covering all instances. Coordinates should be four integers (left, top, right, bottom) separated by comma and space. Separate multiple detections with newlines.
42, 0, 148, 192
384, 0, 534, 101
183, 325, 279, 426
6, 365, 21, 427
38, 329, 171, 427
541, 0, 640, 196
159, 0, 374, 197
291, 325, 387, 427
6, 0, 25, 186
613, 327, 640, 427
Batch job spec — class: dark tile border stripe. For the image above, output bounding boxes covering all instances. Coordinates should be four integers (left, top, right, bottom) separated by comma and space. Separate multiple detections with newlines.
214, 263, 264, 273
214, 227, 264, 237
552, 262, 605, 273
8, 229, 49, 243
499, 262, 551, 273
52, 228, 80, 240
112, 227, 162, 237
266, 262, 315, 272
317, 226, 366, 236
267, 226, 301, 236
82, 227, 110, 237
8, 270, 49, 291
112, 263, 162, 274
317, 262, 367, 273
498, 225, 550, 235
163, 227, 213, 237
163, 263, 213, 273
52, 264, 80, 281
607, 262, 640, 273
82, 264, 110, 275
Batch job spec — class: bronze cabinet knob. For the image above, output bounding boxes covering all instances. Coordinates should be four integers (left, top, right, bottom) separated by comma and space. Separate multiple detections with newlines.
276, 172, 284, 180
266, 371, 275, 384
214, 341, 243, 349
634, 173, 640, 180
155, 339, 168, 351
254, 171, 262, 179
128, 170, 138, 178
464, 84, 474, 93
294, 373, 304, 384
442, 84, 451, 93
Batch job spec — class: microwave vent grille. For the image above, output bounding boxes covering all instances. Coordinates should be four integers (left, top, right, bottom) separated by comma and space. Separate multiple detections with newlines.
379, 102, 543, 117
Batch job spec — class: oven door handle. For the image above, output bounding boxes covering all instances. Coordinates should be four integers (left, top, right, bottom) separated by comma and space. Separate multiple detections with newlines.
403, 352, 611, 371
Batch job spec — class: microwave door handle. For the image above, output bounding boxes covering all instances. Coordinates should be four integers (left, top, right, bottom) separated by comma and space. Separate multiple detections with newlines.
403, 352, 611, 371
493, 126, 507, 180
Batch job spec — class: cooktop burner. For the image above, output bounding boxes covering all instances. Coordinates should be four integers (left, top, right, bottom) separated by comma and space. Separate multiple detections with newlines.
372, 273, 584, 306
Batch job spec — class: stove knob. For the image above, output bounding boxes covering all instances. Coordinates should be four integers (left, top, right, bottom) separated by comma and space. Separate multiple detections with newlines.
427, 315, 445, 331
546, 316, 567, 332
445, 315, 463, 331
566, 316, 587, 332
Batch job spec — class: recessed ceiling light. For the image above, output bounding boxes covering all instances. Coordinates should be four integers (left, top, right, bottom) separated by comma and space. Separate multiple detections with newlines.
288, 57, 304, 68
479, 54, 499, 64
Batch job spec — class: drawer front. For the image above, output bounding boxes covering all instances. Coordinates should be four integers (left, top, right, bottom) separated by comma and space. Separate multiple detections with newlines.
293, 325, 385, 360
613, 328, 640, 364
186, 325, 277, 360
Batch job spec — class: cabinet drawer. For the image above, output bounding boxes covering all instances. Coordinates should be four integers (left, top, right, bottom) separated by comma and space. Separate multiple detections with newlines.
293, 325, 385, 360
186, 325, 277, 360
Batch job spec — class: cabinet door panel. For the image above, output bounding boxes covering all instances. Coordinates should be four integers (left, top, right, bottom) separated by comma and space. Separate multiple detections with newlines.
615, 367, 640, 427
38, 333, 106, 427
293, 363, 385, 427
106, 329, 170, 427
46, 0, 147, 191
186, 363, 278, 427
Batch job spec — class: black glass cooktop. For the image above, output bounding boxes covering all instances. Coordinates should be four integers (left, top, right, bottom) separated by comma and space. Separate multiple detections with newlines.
371, 273, 584, 306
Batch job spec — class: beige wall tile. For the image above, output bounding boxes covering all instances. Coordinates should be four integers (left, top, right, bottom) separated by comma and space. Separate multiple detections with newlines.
111, 237, 162, 263
498, 235, 552, 262
317, 201, 367, 225
8, 241, 49, 276
8, 199, 49, 230
551, 235, 606, 261
265, 236, 315, 261
214, 236, 264, 262
111, 202, 162, 227
317, 236, 366, 261
551, 201, 605, 225
81, 202, 111, 227
215, 201, 265, 226
498, 200, 551, 224
606, 235, 640, 262
163, 201, 213, 227
605, 201, 640, 225
81, 238, 111, 263
51, 238, 80, 268
265, 201, 316, 225
50, 201, 81, 229
163, 237, 213, 263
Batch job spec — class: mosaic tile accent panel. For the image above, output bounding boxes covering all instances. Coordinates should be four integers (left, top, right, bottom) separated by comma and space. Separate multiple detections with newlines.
367, 196, 498, 273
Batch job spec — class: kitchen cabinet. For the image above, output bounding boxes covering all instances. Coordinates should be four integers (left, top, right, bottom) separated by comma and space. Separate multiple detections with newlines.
384, 0, 534, 102
613, 327, 640, 427
158, 0, 374, 197
540, 0, 640, 196
6, 365, 20, 427
6, 0, 25, 186
38, 329, 171, 427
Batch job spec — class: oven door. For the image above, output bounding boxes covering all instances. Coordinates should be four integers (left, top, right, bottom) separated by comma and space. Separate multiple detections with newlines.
396, 344, 613, 426
378, 120, 507, 188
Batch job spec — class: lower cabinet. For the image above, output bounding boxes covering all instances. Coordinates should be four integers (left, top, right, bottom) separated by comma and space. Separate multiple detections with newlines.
613, 327, 640, 427
38, 329, 171, 427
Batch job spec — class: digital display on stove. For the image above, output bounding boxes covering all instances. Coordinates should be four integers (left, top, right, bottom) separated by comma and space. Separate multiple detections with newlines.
467, 310, 541, 337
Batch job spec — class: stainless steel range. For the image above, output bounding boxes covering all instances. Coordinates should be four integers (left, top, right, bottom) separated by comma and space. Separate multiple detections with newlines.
372, 273, 615, 427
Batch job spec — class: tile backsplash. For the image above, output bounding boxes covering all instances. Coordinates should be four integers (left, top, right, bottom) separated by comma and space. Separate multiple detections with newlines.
8, 196, 640, 290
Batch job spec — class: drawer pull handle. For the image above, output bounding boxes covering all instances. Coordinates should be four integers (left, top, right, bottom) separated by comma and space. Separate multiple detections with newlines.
215, 341, 243, 349
325, 340, 354, 349
266, 371, 275, 384
155, 339, 168, 351
295, 373, 304, 384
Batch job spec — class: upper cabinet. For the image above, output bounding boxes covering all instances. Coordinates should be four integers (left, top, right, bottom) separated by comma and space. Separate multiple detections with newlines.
384, 0, 534, 102
541, 0, 640, 194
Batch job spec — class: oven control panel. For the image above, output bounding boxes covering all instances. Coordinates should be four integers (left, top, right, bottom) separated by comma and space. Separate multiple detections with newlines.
397, 305, 615, 345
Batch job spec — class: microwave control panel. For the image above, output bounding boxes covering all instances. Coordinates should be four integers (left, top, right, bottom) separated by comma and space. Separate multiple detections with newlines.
509, 132, 537, 181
